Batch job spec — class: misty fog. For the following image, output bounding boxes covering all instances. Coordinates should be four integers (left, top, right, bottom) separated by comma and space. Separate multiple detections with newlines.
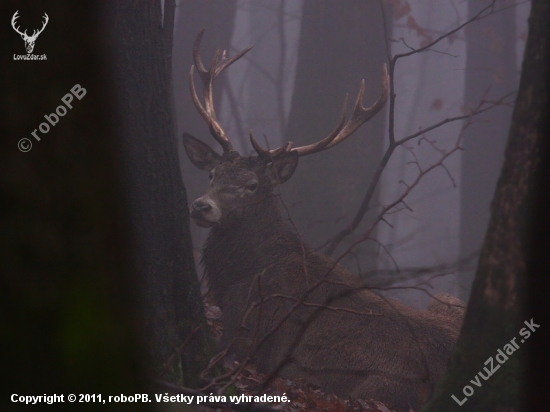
173, 0, 530, 308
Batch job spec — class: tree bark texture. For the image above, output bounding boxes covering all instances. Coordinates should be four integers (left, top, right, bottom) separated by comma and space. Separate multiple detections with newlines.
102, 0, 216, 386
459, 0, 518, 302
423, 1, 549, 410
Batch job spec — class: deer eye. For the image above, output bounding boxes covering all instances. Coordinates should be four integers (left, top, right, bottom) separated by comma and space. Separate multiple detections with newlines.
245, 182, 258, 192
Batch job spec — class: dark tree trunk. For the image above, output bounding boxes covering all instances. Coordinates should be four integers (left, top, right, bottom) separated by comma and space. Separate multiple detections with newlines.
0, 1, 148, 410
459, 0, 518, 302
283, 0, 388, 274
103, 0, 215, 386
525, 5, 550, 405
423, 1, 549, 410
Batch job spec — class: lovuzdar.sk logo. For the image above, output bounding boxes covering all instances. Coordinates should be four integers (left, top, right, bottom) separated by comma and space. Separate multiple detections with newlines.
11, 10, 48, 61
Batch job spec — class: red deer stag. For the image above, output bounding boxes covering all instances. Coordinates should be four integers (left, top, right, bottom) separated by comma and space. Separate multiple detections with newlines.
182, 30, 461, 411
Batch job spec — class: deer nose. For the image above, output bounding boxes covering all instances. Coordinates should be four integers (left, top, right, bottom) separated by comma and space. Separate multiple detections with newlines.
192, 199, 212, 213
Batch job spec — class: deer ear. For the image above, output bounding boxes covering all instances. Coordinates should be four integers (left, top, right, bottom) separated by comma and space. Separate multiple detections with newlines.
182, 132, 222, 171
267, 152, 299, 185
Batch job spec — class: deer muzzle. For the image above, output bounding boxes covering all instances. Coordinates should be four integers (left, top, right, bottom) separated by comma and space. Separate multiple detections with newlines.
190, 197, 221, 227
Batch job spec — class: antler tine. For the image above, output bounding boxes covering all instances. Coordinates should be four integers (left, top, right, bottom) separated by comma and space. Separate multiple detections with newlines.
190, 29, 252, 153
325, 64, 389, 150
210, 47, 253, 80
292, 94, 349, 156
296, 64, 389, 156
189, 65, 232, 151
192, 29, 210, 82
33, 13, 49, 38
251, 64, 389, 160
250, 130, 293, 160
11, 11, 27, 36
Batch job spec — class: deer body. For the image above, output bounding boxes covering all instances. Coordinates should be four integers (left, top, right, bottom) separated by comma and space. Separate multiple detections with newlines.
202, 185, 458, 410
183, 30, 462, 411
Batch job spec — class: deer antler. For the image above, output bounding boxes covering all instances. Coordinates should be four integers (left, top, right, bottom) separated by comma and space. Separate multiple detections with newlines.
250, 64, 390, 160
190, 29, 252, 153
11, 11, 49, 40
31, 13, 49, 40
11, 11, 26, 37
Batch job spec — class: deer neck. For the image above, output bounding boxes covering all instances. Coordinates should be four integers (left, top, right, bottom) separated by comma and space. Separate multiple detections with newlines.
202, 193, 288, 294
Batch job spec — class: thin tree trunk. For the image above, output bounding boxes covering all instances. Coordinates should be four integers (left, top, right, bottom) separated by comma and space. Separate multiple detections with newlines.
459, 0, 518, 302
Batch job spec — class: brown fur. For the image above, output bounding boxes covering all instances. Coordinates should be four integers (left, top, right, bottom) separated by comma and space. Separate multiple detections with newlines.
427, 292, 466, 330
182, 141, 463, 411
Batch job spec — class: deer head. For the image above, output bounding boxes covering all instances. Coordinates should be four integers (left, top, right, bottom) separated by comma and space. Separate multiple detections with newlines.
11, 11, 49, 54
183, 29, 389, 229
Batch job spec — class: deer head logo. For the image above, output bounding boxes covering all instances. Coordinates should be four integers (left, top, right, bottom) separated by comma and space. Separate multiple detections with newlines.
11, 11, 49, 54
